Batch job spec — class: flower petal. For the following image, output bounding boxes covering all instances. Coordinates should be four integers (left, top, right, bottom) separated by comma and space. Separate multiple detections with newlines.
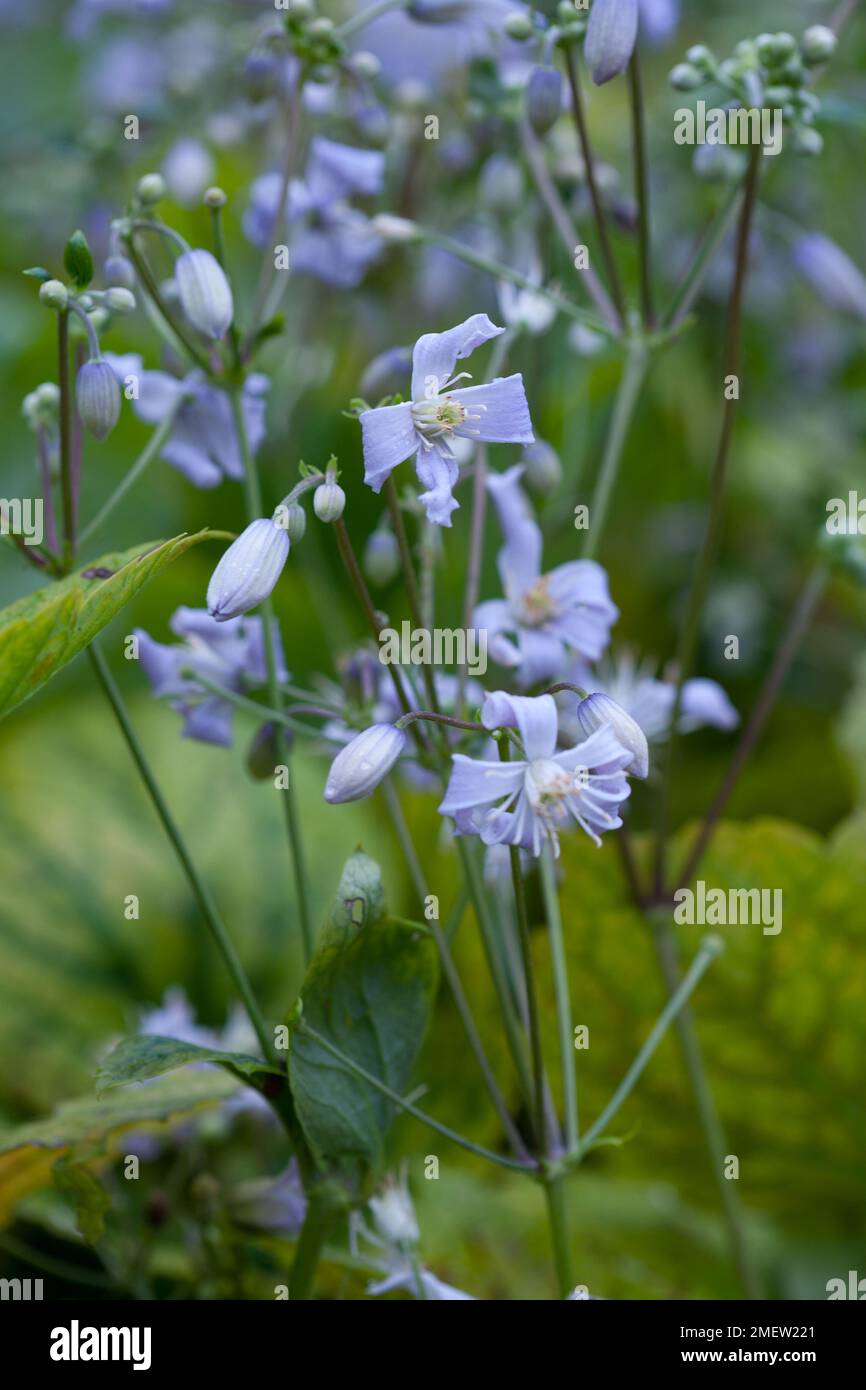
481, 691, 558, 760
410, 313, 504, 400
414, 446, 460, 526
438, 754, 525, 815
360, 401, 419, 493
450, 375, 534, 445
487, 464, 542, 600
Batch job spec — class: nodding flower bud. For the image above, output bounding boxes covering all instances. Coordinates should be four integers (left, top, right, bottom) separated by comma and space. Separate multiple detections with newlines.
363, 529, 400, 586
585, 0, 638, 86
39, 279, 68, 311
526, 66, 563, 136
504, 12, 533, 41
670, 62, 702, 91
103, 255, 136, 289
284, 504, 307, 544
802, 25, 837, 65
136, 173, 167, 206
324, 724, 407, 804
576, 692, 649, 779
793, 232, 866, 320
206, 517, 290, 622
522, 439, 561, 495
313, 479, 346, 523
103, 287, 137, 314
175, 248, 234, 340
76, 359, 121, 441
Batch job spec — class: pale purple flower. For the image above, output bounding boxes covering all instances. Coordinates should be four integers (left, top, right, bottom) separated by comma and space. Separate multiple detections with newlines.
439, 691, 632, 855
135, 606, 287, 747
792, 233, 866, 321
104, 354, 269, 488
638, 0, 680, 47
360, 314, 533, 526
230, 1161, 307, 1236
349, 0, 525, 89
586, 0, 639, 85
559, 651, 738, 747
162, 137, 215, 206
474, 465, 618, 686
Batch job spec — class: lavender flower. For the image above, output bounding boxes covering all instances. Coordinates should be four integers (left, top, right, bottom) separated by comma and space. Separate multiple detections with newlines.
135, 606, 287, 747
638, 0, 680, 47
207, 518, 290, 622
104, 354, 269, 488
559, 651, 738, 747
324, 723, 407, 803
360, 314, 533, 526
175, 248, 233, 340
439, 691, 632, 855
229, 1161, 307, 1236
586, 0, 639, 85
474, 465, 618, 685
792, 233, 866, 321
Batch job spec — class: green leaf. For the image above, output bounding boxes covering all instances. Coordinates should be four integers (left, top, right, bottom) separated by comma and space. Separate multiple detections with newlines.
0, 530, 218, 719
52, 1158, 110, 1244
63, 230, 94, 289
288, 852, 438, 1189
96, 1035, 282, 1093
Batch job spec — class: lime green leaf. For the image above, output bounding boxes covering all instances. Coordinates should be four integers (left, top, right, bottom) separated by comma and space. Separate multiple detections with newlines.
63, 230, 94, 289
52, 1158, 110, 1244
0, 531, 218, 719
96, 1035, 282, 1093
288, 852, 438, 1189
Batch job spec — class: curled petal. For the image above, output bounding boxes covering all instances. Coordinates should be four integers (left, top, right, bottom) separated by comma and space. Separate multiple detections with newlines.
410, 313, 503, 400
481, 691, 558, 760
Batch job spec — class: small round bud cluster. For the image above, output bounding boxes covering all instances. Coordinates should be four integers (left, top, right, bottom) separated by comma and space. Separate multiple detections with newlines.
137, 173, 167, 206
39, 280, 68, 311
22, 382, 60, 431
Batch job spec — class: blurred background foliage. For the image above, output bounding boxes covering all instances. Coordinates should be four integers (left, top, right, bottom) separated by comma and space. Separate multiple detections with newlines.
0, 0, 864, 1298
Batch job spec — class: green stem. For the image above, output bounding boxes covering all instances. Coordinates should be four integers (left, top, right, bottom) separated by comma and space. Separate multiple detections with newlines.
57, 310, 74, 568
230, 388, 314, 965
581, 336, 647, 561
653, 144, 762, 896
182, 672, 319, 738
80, 405, 184, 545
664, 181, 744, 330
582, 935, 723, 1151
88, 642, 273, 1062
299, 1021, 534, 1173
384, 476, 443, 725
649, 918, 762, 1299
543, 1172, 576, 1298
628, 52, 655, 329
540, 845, 579, 1156
288, 1194, 334, 1301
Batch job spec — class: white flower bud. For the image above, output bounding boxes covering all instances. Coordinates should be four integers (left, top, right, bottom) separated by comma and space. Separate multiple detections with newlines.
204, 186, 227, 208
175, 248, 234, 340
670, 62, 702, 91
313, 480, 346, 523
76, 360, 121, 441
522, 439, 561, 495
137, 173, 167, 205
369, 1179, 420, 1245
104, 255, 136, 288
363, 529, 400, 586
206, 518, 290, 622
527, 66, 563, 137
585, 0, 638, 86
324, 724, 407, 804
103, 287, 137, 314
577, 692, 649, 778
350, 50, 381, 79
370, 213, 420, 243
802, 25, 837, 65
504, 12, 533, 41
285, 504, 306, 544
39, 279, 68, 310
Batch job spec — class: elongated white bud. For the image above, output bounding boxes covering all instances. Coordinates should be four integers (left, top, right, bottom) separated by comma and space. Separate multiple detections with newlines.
206, 518, 289, 622
576, 692, 649, 778
324, 724, 407, 803
585, 0, 639, 85
176, 248, 234, 340
76, 360, 121, 440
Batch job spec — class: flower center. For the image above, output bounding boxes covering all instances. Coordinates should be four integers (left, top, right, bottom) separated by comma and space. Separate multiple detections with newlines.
525, 758, 583, 821
411, 394, 468, 444
516, 576, 557, 628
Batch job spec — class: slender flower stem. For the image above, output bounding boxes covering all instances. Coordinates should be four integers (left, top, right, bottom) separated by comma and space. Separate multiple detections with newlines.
648, 917, 762, 1299
80, 405, 185, 545
677, 564, 828, 889
543, 1173, 576, 1297
664, 181, 744, 331
125, 235, 212, 374
57, 310, 74, 567
581, 934, 723, 1151
36, 425, 59, 553
230, 388, 314, 964
336, 0, 407, 39
627, 52, 655, 329
499, 744, 547, 1153
417, 226, 615, 339
540, 844, 579, 1156
289, 1194, 334, 1301
562, 47, 626, 328
520, 119, 619, 331
88, 641, 274, 1061
397, 710, 485, 735
180, 672, 319, 738
580, 335, 648, 561
299, 1021, 535, 1173
653, 144, 762, 895
384, 477, 442, 721
383, 782, 530, 1161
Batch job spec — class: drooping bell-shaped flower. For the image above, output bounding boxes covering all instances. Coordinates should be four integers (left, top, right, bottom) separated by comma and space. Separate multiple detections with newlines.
585, 0, 639, 85
324, 723, 407, 803
206, 517, 289, 622
76, 359, 121, 440
175, 248, 234, 340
